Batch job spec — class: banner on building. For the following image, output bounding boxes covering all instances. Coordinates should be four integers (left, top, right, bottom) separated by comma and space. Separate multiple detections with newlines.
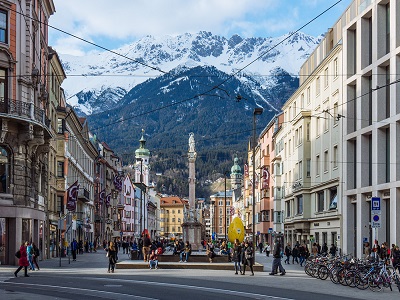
99, 189, 106, 204
105, 193, 111, 207
244, 164, 249, 177
262, 167, 270, 190
66, 180, 79, 212
113, 174, 123, 191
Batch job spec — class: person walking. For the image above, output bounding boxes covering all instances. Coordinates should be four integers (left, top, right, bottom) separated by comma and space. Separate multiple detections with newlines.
284, 244, 291, 264
265, 243, 271, 257
292, 245, 299, 264
270, 241, 285, 275
106, 241, 117, 273
258, 241, 264, 254
142, 234, 151, 262
32, 242, 40, 270
241, 241, 254, 276
232, 239, 242, 275
299, 244, 306, 266
14, 242, 30, 277
392, 245, 400, 272
71, 239, 78, 261
27, 242, 35, 271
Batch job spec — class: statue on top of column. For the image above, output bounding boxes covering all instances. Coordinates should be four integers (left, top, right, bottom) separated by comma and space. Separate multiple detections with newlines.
189, 132, 195, 153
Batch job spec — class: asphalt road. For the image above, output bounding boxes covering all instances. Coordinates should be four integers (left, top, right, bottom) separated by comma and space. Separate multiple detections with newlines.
0, 250, 399, 300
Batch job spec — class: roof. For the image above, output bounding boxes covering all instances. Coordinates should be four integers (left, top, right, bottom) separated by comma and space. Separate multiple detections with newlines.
160, 196, 188, 206
210, 190, 233, 198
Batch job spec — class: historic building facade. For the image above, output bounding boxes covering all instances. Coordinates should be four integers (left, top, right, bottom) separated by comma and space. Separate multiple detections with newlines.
341, 0, 400, 257
0, 0, 55, 265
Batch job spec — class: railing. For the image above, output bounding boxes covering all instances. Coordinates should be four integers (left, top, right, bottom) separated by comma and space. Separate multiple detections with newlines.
78, 188, 90, 202
0, 98, 50, 129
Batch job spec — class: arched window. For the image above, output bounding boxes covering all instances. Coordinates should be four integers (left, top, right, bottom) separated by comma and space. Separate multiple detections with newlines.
0, 146, 10, 193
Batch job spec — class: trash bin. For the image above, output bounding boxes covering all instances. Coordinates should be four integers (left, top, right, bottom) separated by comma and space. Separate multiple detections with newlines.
130, 250, 138, 260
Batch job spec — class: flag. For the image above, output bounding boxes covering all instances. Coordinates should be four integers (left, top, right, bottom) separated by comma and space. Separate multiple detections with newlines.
113, 174, 123, 191
262, 167, 270, 190
99, 189, 106, 204
66, 180, 79, 212
105, 193, 111, 207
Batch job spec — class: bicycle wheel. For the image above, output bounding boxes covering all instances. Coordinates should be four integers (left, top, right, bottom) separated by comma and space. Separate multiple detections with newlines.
355, 273, 369, 290
318, 266, 329, 280
368, 273, 383, 292
330, 268, 340, 284
344, 270, 357, 287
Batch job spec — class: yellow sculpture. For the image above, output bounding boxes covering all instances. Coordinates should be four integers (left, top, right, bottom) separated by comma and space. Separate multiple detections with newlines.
228, 216, 245, 243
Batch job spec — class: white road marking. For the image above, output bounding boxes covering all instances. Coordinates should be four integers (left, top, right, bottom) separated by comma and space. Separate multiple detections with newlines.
91, 277, 295, 300
2, 282, 157, 300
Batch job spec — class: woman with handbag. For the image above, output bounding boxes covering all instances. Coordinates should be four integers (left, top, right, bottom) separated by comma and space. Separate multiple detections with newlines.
14, 242, 30, 277
241, 241, 254, 276
106, 242, 117, 273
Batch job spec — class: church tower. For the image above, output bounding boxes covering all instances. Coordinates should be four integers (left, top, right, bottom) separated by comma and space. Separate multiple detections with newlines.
230, 154, 242, 190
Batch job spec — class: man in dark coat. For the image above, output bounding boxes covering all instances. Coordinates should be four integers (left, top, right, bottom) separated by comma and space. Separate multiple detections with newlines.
270, 241, 286, 276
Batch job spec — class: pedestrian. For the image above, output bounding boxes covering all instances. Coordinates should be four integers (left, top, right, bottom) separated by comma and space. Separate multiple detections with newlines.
179, 241, 191, 262
284, 244, 291, 264
106, 241, 117, 273
371, 240, 380, 261
311, 243, 318, 257
392, 245, 400, 272
149, 250, 159, 269
32, 242, 40, 270
14, 242, 30, 277
142, 234, 151, 262
206, 240, 216, 263
292, 245, 299, 264
258, 241, 263, 254
265, 243, 271, 257
364, 242, 371, 259
232, 239, 242, 275
329, 243, 337, 258
299, 244, 306, 267
241, 241, 254, 276
71, 239, 78, 261
27, 242, 35, 271
270, 241, 285, 276
321, 243, 328, 256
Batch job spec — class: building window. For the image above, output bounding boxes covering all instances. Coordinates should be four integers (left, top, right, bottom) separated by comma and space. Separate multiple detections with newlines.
125, 211, 131, 218
306, 159, 311, 177
333, 146, 338, 169
0, 146, 10, 193
57, 161, 64, 177
299, 160, 303, 179
57, 118, 64, 134
0, 68, 7, 111
329, 187, 337, 210
324, 108, 329, 132
316, 76, 320, 95
301, 93, 304, 108
218, 200, 223, 206
324, 150, 328, 173
316, 155, 320, 176
307, 87, 311, 104
286, 201, 291, 217
0, 11, 7, 44
172, 218, 175, 222
333, 58, 338, 78
306, 123, 310, 141
324, 67, 329, 88
297, 195, 303, 215
317, 191, 324, 212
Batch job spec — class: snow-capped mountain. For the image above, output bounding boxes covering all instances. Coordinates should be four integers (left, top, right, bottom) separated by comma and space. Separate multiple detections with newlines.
60, 31, 320, 115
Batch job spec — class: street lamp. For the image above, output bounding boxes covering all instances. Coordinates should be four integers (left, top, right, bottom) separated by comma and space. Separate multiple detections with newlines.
252, 107, 263, 255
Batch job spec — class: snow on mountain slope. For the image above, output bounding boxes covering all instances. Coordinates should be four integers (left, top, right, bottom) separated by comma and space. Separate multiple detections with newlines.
59, 31, 320, 115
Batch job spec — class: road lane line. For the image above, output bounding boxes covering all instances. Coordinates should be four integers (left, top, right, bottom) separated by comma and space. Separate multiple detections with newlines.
1, 282, 158, 300
91, 277, 295, 300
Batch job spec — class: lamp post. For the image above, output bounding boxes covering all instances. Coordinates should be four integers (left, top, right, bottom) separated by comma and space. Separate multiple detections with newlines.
224, 171, 230, 241
252, 107, 263, 255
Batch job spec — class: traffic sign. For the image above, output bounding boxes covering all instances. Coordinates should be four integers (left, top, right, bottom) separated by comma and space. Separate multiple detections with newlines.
371, 197, 381, 228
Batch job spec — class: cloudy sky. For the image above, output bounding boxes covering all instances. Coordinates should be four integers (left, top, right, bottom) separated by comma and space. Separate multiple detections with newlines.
49, 0, 352, 56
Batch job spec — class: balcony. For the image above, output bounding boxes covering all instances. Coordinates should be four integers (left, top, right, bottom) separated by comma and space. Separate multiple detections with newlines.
0, 98, 50, 130
78, 188, 90, 202
260, 199, 272, 211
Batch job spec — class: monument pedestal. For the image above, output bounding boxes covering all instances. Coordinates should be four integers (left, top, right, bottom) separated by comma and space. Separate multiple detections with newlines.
181, 221, 203, 251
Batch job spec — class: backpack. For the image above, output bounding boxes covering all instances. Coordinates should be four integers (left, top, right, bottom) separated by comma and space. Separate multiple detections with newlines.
34, 247, 40, 257
15, 250, 21, 258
